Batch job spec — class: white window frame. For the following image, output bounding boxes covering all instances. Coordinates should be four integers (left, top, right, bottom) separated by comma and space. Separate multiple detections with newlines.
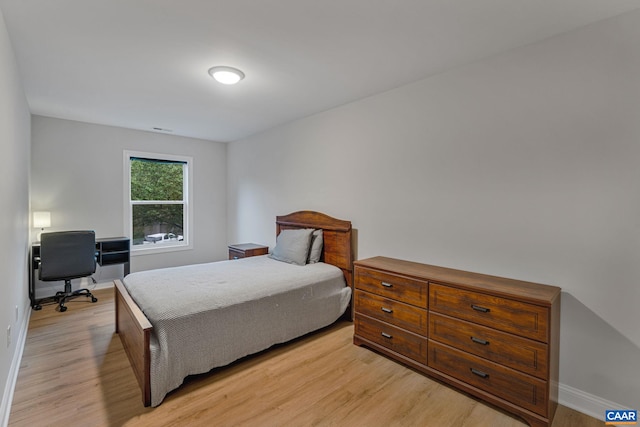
124, 150, 193, 255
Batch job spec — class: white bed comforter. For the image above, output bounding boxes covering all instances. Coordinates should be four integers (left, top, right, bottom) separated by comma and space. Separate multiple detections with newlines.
123, 255, 351, 407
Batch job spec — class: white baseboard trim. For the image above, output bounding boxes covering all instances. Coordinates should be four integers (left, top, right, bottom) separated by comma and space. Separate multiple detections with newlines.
1, 304, 31, 427
91, 280, 116, 290
34, 278, 115, 300
559, 382, 628, 421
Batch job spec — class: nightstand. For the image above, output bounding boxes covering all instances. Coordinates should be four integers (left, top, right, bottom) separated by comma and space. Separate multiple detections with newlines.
228, 243, 269, 260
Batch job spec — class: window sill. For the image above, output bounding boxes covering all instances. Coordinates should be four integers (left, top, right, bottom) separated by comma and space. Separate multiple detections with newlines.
131, 243, 192, 256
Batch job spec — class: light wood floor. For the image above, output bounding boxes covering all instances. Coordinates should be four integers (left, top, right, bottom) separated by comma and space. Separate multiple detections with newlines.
9, 288, 605, 427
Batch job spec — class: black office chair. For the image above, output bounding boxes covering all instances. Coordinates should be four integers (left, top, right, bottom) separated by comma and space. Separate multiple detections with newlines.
39, 231, 98, 312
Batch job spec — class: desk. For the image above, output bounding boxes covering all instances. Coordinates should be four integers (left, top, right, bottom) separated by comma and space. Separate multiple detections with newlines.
30, 236, 130, 310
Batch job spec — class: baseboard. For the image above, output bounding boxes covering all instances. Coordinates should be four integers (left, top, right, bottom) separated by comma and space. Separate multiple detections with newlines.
90, 280, 116, 291
34, 277, 115, 299
0, 303, 31, 427
559, 382, 628, 421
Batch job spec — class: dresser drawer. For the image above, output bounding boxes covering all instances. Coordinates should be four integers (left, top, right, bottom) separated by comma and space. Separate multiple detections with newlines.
228, 248, 246, 259
355, 315, 428, 363
355, 266, 428, 307
429, 283, 550, 342
429, 312, 548, 379
355, 290, 427, 336
428, 341, 548, 417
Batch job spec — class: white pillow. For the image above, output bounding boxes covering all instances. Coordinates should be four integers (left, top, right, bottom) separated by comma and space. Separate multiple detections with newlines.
269, 228, 314, 266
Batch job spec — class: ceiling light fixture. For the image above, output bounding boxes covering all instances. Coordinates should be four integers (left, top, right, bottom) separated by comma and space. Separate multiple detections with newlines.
208, 66, 245, 85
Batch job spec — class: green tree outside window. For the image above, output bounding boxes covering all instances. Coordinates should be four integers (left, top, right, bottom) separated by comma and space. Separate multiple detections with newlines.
130, 157, 186, 246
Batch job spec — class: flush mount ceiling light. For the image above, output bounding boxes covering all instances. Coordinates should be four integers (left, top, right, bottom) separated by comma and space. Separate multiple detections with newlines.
208, 66, 245, 85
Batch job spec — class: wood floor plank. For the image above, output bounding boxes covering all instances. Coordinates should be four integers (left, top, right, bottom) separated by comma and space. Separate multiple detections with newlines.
9, 288, 605, 427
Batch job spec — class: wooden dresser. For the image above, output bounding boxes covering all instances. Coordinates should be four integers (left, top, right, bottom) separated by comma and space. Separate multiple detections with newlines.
353, 256, 561, 427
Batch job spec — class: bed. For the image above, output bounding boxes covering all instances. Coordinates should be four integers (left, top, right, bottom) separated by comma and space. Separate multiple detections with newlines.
114, 211, 354, 407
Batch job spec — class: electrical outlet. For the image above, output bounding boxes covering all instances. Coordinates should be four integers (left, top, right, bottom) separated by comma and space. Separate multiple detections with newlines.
6, 325, 11, 348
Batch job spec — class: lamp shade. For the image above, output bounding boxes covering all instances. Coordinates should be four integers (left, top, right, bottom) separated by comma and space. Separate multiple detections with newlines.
33, 211, 51, 229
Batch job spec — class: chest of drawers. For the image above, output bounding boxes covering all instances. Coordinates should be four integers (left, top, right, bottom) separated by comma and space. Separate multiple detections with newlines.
353, 256, 561, 427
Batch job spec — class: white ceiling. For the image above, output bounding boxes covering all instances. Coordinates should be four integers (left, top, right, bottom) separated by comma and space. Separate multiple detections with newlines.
2, 0, 640, 142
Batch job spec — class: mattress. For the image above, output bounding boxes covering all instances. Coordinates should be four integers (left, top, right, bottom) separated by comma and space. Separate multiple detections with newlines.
123, 255, 351, 406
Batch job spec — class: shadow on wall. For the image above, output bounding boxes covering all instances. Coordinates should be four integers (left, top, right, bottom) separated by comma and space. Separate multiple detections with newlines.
560, 292, 640, 410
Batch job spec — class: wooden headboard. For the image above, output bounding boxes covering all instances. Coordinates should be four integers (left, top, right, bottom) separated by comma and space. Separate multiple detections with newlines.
276, 211, 353, 288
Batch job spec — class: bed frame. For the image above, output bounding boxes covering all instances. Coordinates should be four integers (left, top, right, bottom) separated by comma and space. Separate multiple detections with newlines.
114, 210, 353, 407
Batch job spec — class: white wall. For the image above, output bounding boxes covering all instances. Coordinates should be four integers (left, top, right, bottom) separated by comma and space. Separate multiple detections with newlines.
0, 7, 31, 426
31, 117, 227, 284
228, 10, 640, 414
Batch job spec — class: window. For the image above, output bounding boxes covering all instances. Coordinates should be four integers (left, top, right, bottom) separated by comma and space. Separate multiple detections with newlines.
124, 151, 192, 253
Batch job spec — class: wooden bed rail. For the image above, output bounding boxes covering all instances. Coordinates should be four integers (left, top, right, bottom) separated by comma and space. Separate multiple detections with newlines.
114, 279, 152, 406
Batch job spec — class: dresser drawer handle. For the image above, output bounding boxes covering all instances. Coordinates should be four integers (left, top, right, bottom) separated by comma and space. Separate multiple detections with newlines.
381, 282, 393, 288
471, 337, 490, 345
381, 307, 393, 313
470, 368, 489, 379
471, 304, 491, 313
381, 332, 393, 339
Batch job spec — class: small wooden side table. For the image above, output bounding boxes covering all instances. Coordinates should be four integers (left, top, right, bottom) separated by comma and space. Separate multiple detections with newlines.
228, 243, 269, 260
